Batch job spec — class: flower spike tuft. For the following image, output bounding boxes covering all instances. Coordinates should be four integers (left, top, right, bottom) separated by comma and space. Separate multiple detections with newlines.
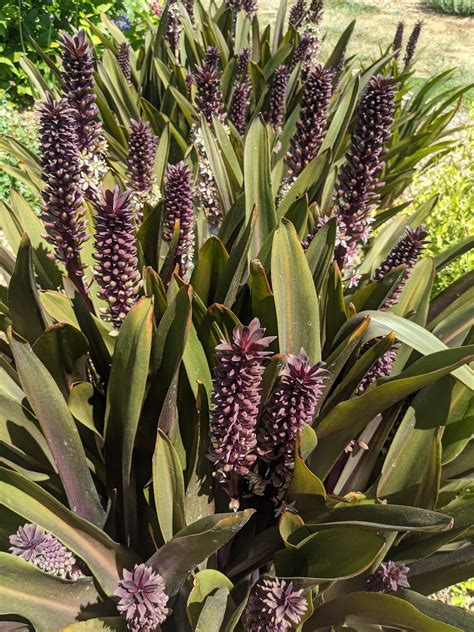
245, 577, 308, 631
115, 563, 169, 632
10, 523, 83, 580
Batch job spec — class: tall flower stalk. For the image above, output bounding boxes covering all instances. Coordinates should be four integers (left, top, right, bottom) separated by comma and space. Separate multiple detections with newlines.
404, 21, 422, 67
117, 42, 132, 83
286, 64, 333, 179
267, 65, 289, 132
376, 225, 429, 308
256, 350, 327, 501
127, 118, 159, 216
289, 0, 306, 28
92, 187, 141, 328
209, 319, 275, 510
194, 50, 225, 126
163, 161, 195, 276
392, 21, 404, 59
59, 30, 106, 202
39, 94, 89, 302
230, 80, 251, 136
335, 75, 395, 268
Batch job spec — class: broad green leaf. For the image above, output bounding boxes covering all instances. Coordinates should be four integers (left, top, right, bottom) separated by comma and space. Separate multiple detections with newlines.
63, 278, 113, 381
244, 117, 277, 257
398, 590, 474, 632
378, 380, 450, 505
187, 570, 233, 629
148, 510, 254, 596
40, 291, 80, 329
184, 383, 215, 525
33, 324, 89, 400
153, 429, 186, 542
302, 503, 454, 533
0, 554, 103, 632
306, 591, 461, 631
408, 544, 474, 595
0, 468, 128, 595
277, 151, 330, 219
313, 345, 474, 478
190, 237, 229, 305
8, 235, 50, 343
104, 298, 153, 540
214, 207, 257, 308
305, 217, 337, 294
275, 527, 384, 581
271, 220, 320, 361
7, 332, 105, 527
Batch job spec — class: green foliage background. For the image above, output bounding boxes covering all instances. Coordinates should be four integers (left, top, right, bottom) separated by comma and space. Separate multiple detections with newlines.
426, 0, 474, 15
0, 0, 155, 103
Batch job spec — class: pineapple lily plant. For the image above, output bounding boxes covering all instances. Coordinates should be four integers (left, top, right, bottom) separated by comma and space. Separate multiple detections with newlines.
0, 0, 474, 630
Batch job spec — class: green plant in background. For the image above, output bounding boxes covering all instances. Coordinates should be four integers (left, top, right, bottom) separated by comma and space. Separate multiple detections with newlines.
0, 0, 474, 629
410, 115, 474, 294
427, 0, 474, 15
0, 0, 158, 104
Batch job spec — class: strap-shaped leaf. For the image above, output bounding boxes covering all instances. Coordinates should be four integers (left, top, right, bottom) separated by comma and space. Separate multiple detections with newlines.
148, 510, 254, 596
271, 220, 320, 361
0, 554, 103, 632
244, 117, 277, 257
305, 591, 462, 631
104, 298, 154, 541
7, 331, 105, 527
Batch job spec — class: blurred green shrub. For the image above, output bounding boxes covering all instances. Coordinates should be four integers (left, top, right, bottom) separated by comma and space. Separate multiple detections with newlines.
0, 98, 37, 204
410, 113, 474, 293
0, 0, 157, 104
426, 0, 474, 15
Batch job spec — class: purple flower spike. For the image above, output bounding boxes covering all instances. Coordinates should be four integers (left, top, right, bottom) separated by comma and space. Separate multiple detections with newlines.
115, 563, 169, 632
307, 0, 323, 25
267, 65, 289, 132
357, 344, 397, 394
204, 45, 220, 71
366, 561, 410, 593
127, 118, 158, 214
194, 52, 225, 126
392, 21, 404, 59
404, 21, 422, 67
60, 30, 102, 155
236, 47, 250, 79
289, 31, 317, 71
39, 94, 88, 285
163, 161, 195, 276
286, 64, 333, 178
9, 523, 82, 580
209, 318, 275, 510
166, 1, 182, 55
289, 0, 306, 27
335, 75, 395, 266
230, 80, 251, 136
376, 225, 429, 308
226, 0, 243, 14
118, 42, 132, 83
257, 350, 328, 499
245, 577, 308, 631
242, 0, 257, 16
92, 187, 141, 329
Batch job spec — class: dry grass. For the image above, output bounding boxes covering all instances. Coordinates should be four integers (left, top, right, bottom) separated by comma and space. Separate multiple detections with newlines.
259, 0, 474, 104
